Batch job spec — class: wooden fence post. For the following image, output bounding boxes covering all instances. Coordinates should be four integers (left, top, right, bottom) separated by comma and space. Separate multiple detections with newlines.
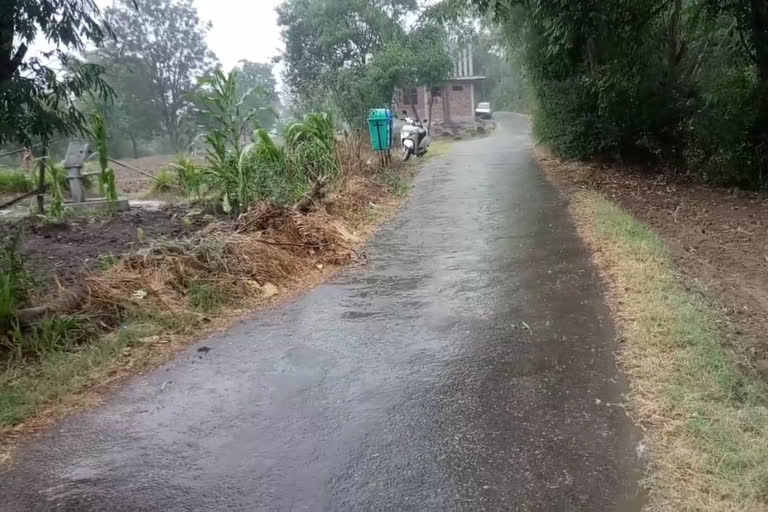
36, 146, 47, 214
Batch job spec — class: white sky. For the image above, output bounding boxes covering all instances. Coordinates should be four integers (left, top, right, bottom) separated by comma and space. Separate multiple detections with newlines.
193, 0, 285, 71
93, 0, 287, 74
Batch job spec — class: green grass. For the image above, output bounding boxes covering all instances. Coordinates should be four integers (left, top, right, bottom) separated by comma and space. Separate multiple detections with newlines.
578, 190, 768, 511
425, 139, 454, 159
0, 170, 32, 194
0, 320, 159, 427
379, 170, 411, 197
188, 281, 231, 313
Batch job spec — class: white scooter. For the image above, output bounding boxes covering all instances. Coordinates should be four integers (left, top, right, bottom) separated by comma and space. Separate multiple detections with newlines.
400, 110, 429, 161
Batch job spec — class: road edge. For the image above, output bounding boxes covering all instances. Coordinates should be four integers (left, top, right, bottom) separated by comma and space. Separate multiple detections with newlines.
536, 148, 768, 511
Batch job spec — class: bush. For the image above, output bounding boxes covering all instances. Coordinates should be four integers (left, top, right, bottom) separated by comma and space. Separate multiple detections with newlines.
151, 170, 180, 194
170, 156, 204, 200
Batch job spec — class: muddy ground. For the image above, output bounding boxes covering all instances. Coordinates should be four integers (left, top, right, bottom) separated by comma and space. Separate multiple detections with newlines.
0, 207, 199, 294
537, 149, 768, 374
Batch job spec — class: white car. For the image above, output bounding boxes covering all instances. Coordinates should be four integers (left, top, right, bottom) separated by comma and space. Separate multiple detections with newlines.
475, 102, 493, 120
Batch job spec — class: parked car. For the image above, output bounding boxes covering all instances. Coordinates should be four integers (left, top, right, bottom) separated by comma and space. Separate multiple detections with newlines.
475, 102, 493, 119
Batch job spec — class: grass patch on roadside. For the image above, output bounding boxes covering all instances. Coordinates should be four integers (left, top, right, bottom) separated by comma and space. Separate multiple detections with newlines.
0, 320, 162, 428
379, 170, 411, 197
572, 190, 768, 511
188, 281, 233, 313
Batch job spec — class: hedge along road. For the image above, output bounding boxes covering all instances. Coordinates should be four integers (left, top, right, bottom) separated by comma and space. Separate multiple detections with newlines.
2, 113, 644, 511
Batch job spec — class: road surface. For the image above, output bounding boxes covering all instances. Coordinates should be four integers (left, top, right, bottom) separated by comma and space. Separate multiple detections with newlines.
2, 114, 643, 511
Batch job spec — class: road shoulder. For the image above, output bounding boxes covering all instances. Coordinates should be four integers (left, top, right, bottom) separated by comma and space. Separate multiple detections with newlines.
537, 149, 768, 511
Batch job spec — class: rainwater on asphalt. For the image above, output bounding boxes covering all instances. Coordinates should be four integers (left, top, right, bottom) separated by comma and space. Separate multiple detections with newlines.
1, 114, 644, 511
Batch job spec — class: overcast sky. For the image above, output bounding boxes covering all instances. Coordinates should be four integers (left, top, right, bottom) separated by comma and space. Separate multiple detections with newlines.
193, 0, 285, 70
92, 0, 287, 73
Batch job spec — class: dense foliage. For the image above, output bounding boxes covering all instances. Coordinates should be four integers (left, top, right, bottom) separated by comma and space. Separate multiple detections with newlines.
93, 0, 218, 151
476, 0, 768, 188
277, 0, 453, 130
0, 0, 112, 146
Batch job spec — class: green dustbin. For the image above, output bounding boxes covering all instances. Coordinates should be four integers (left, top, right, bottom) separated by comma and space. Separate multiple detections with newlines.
368, 108, 393, 152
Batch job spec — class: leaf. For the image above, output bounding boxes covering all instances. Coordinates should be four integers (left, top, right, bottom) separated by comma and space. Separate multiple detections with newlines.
221, 192, 232, 213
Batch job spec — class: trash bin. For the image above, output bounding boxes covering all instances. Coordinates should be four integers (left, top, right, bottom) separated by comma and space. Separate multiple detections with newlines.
367, 108, 393, 152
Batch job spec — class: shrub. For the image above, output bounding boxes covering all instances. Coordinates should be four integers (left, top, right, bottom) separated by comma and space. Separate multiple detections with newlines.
151, 170, 180, 194
170, 155, 204, 200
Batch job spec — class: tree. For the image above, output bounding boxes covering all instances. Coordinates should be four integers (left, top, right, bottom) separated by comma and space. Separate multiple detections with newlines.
277, 0, 416, 106
0, 0, 112, 146
409, 24, 454, 132
703, 0, 768, 183
85, 52, 163, 158
233, 61, 280, 131
98, 0, 218, 150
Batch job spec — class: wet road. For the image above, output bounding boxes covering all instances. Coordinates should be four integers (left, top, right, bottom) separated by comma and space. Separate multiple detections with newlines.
2, 114, 642, 511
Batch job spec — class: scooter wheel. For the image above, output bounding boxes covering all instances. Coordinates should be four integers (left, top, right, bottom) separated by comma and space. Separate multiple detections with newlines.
401, 146, 412, 161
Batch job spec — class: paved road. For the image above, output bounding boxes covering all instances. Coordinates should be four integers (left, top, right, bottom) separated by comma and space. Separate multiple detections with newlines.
2, 114, 643, 511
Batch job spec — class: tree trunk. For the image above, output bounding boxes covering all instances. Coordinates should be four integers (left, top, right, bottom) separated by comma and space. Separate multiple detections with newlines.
36, 148, 46, 214
665, 0, 686, 68
130, 136, 139, 159
427, 90, 435, 134
0, 1, 24, 85
750, 0, 768, 186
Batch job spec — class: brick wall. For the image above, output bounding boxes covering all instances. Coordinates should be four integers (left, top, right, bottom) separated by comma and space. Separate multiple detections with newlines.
444, 81, 474, 124
396, 81, 477, 127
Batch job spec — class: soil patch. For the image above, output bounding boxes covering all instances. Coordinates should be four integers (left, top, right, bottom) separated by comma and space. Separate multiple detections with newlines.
536, 148, 768, 377
0, 207, 200, 296
108, 154, 175, 194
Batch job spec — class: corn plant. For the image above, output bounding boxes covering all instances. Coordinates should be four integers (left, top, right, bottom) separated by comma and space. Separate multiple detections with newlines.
170, 156, 204, 200
284, 112, 340, 181
92, 114, 119, 203
47, 162, 65, 221
195, 70, 266, 211
0, 231, 27, 330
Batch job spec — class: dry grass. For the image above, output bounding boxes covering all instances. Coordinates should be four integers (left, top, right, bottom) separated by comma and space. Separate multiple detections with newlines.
539, 152, 768, 510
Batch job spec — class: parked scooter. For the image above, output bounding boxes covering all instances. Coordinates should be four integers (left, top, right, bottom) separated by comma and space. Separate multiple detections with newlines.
399, 110, 430, 161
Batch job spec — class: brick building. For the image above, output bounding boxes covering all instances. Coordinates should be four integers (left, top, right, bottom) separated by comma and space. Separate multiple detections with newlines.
395, 46, 485, 129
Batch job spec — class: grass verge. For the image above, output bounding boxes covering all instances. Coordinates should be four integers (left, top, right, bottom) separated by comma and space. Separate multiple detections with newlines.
568, 189, 768, 511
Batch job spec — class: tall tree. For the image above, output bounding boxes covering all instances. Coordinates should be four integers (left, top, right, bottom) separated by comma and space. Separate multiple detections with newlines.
85, 52, 163, 158
98, 0, 217, 150
409, 24, 454, 132
233, 60, 280, 131
277, 0, 416, 101
0, 0, 112, 146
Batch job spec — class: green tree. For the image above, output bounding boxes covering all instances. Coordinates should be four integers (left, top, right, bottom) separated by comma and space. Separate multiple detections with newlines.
0, 0, 112, 146
85, 53, 163, 158
98, 0, 218, 150
233, 61, 280, 131
277, 0, 416, 109
409, 24, 454, 132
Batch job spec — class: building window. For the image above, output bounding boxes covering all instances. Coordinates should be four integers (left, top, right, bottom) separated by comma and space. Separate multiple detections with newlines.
452, 85, 463, 91
402, 87, 418, 105
431, 86, 442, 98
